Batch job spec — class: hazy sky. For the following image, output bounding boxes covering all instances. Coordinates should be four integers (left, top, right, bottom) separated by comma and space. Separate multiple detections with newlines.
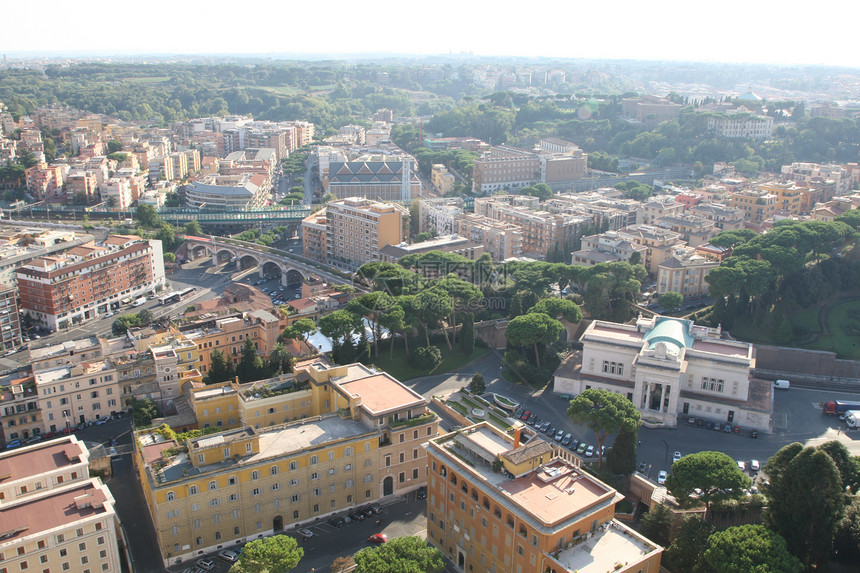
5, 0, 860, 68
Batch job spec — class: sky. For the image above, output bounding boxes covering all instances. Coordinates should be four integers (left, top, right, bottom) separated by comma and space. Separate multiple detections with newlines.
4, 1, 860, 68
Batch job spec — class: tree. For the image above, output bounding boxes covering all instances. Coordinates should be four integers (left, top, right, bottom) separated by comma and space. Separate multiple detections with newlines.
132, 397, 160, 427
410, 288, 454, 348
237, 338, 265, 383
703, 525, 802, 573
469, 372, 485, 394
138, 308, 154, 325
184, 220, 203, 236
163, 252, 176, 263
353, 536, 444, 573
280, 318, 316, 345
763, 443, 845, 569
658, 291, 683, 311
460, 312, 475, 354
566, 389, 641, 469
268, 343, 295, 375
505, 312, 563, 369
319, 310, 361, 347
136, 204, 162, 227
206, 349, 232, 384
639, 503, 672, 547
666, 451, 751, 515
817, 440, 859, 492
605, 427, 637, 475
664, 516, 712, 573
229, 534, 303, 573
527, 298, 583, 323
347, 292, 396, 358
834, 496, 860, 564
378, 302, 407, 359
111, 319, 129, 336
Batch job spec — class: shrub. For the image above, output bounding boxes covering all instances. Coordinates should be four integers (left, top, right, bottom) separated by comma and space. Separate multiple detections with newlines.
410, 346, 442, 370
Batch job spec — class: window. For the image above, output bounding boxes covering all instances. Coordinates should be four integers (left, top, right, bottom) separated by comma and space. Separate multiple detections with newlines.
399, 472, 405, 483
228, 476, 237, 486
208, 481, 217, 491
210, 498, 221, 507
270, 466, 279, 476
311, 472, 319, 480
290, 478, 300, 487
251, 471, 260, 480
327, 468, 336, 476
344, 447, 352, 456
289, 461, 297, 471
271, 483, 281, 491
188, 485, 198, 495
344, 463, 352, 471
193, 518, 201, 529
166, 491, 175, 501
229, 494, 239, 502
309, 455, 318, 465
313, 488, 320, 497
291, 494, 300, 503
330, 482, 336, 493
252, 488, 261, 496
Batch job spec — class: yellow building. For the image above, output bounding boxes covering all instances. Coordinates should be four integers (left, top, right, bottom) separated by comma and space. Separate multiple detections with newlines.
728, 188, 778, 223
425, 423, 663, 573
136, 362, 438, 567
0, 436, 123, 573
324, 197, 406, 270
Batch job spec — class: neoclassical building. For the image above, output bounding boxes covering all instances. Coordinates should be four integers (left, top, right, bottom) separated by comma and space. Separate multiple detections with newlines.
554, 315, 772, 431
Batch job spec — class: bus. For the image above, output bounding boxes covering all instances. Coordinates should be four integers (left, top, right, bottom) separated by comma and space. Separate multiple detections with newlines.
159, 292, 181, 305
178, 287, 197, 299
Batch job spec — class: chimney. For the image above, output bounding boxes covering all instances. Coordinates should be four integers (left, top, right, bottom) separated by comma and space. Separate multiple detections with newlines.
513, 427, 521, 449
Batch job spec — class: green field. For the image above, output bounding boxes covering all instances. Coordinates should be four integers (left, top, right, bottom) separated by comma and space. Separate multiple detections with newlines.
802, 298, 860, 359
369, 345, 488, 381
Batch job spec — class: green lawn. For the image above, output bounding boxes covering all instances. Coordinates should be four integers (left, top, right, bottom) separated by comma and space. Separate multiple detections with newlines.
803, 299, 860, 359
369, 345, 489, 381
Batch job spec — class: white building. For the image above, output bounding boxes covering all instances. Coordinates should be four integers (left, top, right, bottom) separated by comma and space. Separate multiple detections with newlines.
554, 315, 771, 431
707, 109, 774, 140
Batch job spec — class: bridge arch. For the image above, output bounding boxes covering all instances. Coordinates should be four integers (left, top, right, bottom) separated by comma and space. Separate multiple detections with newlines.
189, 243, 212, 260
214, 249, 236, 264
261, 261, 285, 280
285, 268, 305, 287
238, 254, 260, 270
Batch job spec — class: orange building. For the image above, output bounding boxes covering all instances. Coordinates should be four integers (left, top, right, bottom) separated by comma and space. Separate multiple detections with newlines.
425, 423, 663, 573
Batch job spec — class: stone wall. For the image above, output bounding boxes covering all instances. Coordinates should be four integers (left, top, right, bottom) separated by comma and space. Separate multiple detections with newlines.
753, 344, 860, 389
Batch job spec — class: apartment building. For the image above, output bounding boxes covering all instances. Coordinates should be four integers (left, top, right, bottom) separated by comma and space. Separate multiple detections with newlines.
418, 197, 464, 235
180, 311, 283, 375
756, 181, 822, 216
25, 162, 66, 201
65, 170, 99, 204
379, 235, 484, 265
184, 174, 268, 210
101, 177, 133, 210
781, 162, 852, 196
425, 422, 663, 573
615, 225, 685, 274
34, 358, 121, 430
656, 246, 720, 296
472, 146, 540, 194
16, 235, 166, 330
555, 314, 769, 430
1, 373, 42, 442
0, 436, 123, 573
136, 362, 437, 567
327, 157, 422, 202
727, 188, 778, 223
321, 198, 405, 270
538, 138, 588, 183
456, 214, 523, 261
656, 214, 719, 247
300, 210, 328, 263
706, 110, 773, 140
811, 195, 860, 221
0, 286, 22, 351
637, 196, 685, 226
571, 232, 647, 267
689, 202, 747, 231
431, 164, 456, 195
621, 95, 683, 122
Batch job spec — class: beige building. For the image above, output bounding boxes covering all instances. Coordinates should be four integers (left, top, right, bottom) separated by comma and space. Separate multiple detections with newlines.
456, 214, 523, 261
472, 146, 540, 195
135, 362, 438, 567
431, 164, 456, 195
728, 189, 778, 223
323, 197, 406, 270
615, 225, 685, 274
300, 209, 328, 263
34, 358, 122, 431
656, 246, 720, 296
571, 231, 647, 267
637, 196, 685, 226
707, 110, 773, 140
426, 423, 663, 573
0, 436, 123, 573
689, 202, 747, 231
418, 197, 464, 235
621, 95, 683, 122
656, 214, 719, 247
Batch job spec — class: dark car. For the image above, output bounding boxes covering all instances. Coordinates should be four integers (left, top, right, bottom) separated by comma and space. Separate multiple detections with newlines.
349, 511, 366, 522
528, 415, 539, 427
327, 516, 345, 528
705, 420, 714, 430
362, 507, 375, 518
750, 430, 759, 439
569, 439, 580, 451
561, 433, 572, 447
723, 423, 733, 433
416, 486, 427, 500
697, 418, 704, 427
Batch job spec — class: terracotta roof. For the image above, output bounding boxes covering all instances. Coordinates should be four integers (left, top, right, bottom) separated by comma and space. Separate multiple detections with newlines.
0, 482, 109, 541
502, 439, 553, 465
337, 373, 425, 416
0, 438, 85, 483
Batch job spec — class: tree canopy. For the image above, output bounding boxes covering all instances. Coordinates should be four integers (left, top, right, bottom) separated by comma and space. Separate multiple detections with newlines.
229, 535, 303, 573
566, 388, 641, 468
353, 536, 444, 573
702, 525, 802, 573
665, 451, 751, 513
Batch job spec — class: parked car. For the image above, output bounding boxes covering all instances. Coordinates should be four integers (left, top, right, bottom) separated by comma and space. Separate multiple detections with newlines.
5, 440, 21, 450
585, 445, 595, 457
520, 410, 531, 421
638, 462, 648, 473
196, 559, 216, 571
569, 439, 580, 451
554, 430, 565, 442
657, 470, 668, 485
561, 433, 572, 447
697, 418, 704, 427
416, 486, 427, 500
367, 533, 388, 544
350, 511, 367, 521
737, 460, 746, 472
713, 422, 722, 432
705, 420, 714, 430
750, 430, 759, 439
328, 516, 345, 528
750, 459, 760, 472
528, 415, 539, 426
297, 528, 313, 539
576, 442, 588, 455
218, 550, 239, 563
724, 423, 733, 433
673, 451, 682, 463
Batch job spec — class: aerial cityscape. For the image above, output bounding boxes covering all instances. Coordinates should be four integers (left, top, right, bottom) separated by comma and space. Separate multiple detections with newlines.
1, 32, 860, 573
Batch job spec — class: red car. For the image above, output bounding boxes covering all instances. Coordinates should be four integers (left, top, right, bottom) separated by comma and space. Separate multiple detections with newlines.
367, 533, 388, 544
520, 410, 530, 421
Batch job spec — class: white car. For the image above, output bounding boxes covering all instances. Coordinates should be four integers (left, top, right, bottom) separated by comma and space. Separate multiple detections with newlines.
104, 312, 115, 318
672, 451, 682, 463
657, 470, 668, 485
737, 460, 746, 472
218, 550, 239, 563
750, 459, 760, 472
298, 528, 314, 539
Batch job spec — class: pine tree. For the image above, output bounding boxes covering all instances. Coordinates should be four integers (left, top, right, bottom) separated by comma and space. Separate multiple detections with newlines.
460, 313, 475, 354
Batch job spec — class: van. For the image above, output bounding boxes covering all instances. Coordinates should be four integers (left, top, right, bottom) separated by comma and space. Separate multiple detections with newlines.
774, 379, 790, 390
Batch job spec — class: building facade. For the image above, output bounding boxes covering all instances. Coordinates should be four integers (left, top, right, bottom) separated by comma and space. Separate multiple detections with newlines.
554, 315, 771, 430
16, 235, 165, 330
324, 198, 405, 270
0, 286, 22, 351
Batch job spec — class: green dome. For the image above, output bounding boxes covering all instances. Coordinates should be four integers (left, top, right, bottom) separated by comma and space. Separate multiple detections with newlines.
644, 317, 693, 351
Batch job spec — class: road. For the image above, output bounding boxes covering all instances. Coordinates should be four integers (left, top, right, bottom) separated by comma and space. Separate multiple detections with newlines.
404, 350, 860, 485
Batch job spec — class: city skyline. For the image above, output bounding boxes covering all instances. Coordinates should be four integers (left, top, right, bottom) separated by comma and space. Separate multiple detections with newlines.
5, 0, 860, 68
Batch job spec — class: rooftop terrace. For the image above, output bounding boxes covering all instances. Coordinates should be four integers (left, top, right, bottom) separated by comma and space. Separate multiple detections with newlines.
551, 519, 660, 573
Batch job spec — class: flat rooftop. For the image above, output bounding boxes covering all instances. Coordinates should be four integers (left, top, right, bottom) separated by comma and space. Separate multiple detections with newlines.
587, 323, 644, 345
337, 373, 425, 416
0, 481, 110, 542
497, 460, 609, 527
250, 416, 373, 462
553, 520, 658, 573
0, 438, 85, 483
